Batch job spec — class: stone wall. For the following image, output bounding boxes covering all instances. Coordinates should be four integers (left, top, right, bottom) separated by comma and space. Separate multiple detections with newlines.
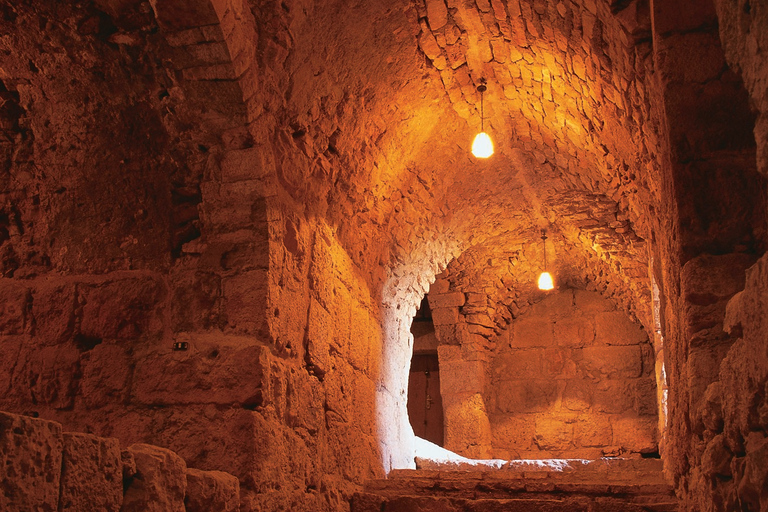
427, 283, 659, 461
647, 0, 768, 509
0, 410, 239, 512
0, 4, 390, 511
487, 289, 658, 459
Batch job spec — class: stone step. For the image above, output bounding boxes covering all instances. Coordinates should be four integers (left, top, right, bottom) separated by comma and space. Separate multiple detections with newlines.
352, 459, 678, 512
352, 493, 679, 512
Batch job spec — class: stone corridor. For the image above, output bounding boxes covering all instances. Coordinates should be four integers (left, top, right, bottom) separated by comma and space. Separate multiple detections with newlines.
1, 0, 767, 510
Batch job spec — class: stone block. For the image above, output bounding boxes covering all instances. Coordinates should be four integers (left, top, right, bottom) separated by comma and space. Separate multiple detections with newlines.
122, 444, 187, 512
132, 338, 266, 406
219, 146, 273, 183
529, 290, 575, 319
306, 298, 332, 376
440, 358, 485, 395
594, 311, 647, 346
542, 346, 571, 376
580, 345, 642, 378
200, 181, 268, 234
0, 411, 63, 511
701, 434, 731, 477
428, 291, 465, 309
496, 379, 558, 413
512, 317, 553, 348
59, 432, 122, 511
79, 343, 132, 408
534, 416, 574, 451
562, 379, 594, 411
465, 312, 494, 328
80, 277, 165, 340
634, 376, 658, 416
681, 253, 754, 306
0, 280, 28, 334
11, 344, 81, 409
444, 393, 492, 458
349, 305, 372, 372
185, 468, 240, 512
0, 335, 24, 397
222, 270, 268, 335
489, 414, 535, 451
213, 235, 270, 273
574, 416, 613, 448
431, 307, 458, 326
573, 289, 614, 312
464, 292, 486, 308
593, 380, 634, 414
553, 317, 594, 347
687, 343, 730, 411
611, 417, 658, 453
496, 349, 542, 378
32, 283, 75, 346
247, 412, 314, 494
429, 278, 450, 294
170, 270, 221, 332
425, 0, 449, 30
151, 0, 219, 30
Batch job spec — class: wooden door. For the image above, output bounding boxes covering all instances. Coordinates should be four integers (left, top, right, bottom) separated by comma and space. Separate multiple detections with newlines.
407, 354, 444, 446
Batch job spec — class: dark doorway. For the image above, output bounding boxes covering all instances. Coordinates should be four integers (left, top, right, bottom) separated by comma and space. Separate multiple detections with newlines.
407, 353, 444, 446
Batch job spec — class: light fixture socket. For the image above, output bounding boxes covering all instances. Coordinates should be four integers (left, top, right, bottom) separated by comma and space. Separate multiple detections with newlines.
477, 84, 487, 93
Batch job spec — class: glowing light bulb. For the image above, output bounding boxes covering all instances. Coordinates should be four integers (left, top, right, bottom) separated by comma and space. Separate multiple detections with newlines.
538, 271, 554, 291
472, 132, 494, 158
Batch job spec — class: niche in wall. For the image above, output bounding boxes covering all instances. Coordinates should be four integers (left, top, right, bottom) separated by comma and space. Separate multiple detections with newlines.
487, 289, 659, 460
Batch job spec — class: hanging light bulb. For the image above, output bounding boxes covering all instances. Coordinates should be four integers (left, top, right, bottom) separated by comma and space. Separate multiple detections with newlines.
472, 82, 494, 158
538, 271, 554, 291
538, 231, 554, 291
472, 132, 494, 158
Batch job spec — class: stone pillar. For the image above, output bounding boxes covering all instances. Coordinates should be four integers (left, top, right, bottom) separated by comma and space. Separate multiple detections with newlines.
438, 345, 492, 459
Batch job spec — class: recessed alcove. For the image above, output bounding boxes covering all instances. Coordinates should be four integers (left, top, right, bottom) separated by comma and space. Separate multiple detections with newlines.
406, 283, 661, 466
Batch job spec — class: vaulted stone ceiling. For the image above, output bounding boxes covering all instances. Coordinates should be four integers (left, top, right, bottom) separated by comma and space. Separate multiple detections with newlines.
0, 0, 667, 336
249, 0, 659, 328
0, 0, 758, 334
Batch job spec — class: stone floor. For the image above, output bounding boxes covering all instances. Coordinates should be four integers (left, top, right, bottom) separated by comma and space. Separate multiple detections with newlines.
351, 458, 678, 511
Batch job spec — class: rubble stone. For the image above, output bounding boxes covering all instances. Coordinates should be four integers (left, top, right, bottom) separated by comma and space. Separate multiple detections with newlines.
0, 411, 63, 511
185, 468, 240, 512
122, 444, 187, 512
59, 432, 123, 512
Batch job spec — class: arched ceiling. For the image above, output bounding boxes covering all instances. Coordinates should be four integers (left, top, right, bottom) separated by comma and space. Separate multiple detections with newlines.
0, 0, 664, 326
253, 0, 659, 325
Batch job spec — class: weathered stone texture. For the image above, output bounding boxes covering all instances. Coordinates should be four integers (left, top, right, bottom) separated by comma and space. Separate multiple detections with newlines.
122, 443, 187, 512
185, 468, 240, 512
0, 411, 63, 511
488, 290, 658, 458
59, 432, 122, 512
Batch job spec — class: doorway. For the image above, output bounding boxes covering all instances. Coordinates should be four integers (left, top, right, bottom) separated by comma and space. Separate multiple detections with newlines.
407, 296, 444, 446
407, 353, 444, 446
